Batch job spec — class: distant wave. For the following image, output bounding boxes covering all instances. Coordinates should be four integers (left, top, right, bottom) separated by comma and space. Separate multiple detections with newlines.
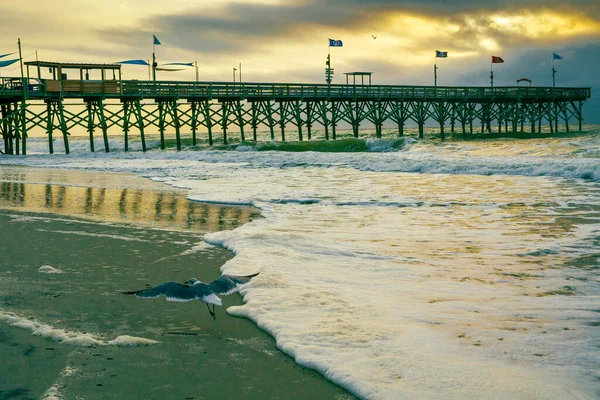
6, 129, 600, 182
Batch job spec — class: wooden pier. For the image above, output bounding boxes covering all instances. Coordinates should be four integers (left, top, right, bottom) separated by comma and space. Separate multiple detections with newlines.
0, 70, 592, 155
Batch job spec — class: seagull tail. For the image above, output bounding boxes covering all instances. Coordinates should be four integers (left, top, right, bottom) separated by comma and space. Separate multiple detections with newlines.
121, 290, 143, 295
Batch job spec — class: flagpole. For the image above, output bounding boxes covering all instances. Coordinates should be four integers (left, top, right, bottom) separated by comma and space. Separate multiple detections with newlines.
195, 61, 199, 82
328, 43, 331, 88
17, 38, 26, 98
152, 40, 156, 82
490, 59, 494, 89
147, 59, 151, 81
434, 59, 437, 88
552, 57, 556, 88
18, 38, 24, 81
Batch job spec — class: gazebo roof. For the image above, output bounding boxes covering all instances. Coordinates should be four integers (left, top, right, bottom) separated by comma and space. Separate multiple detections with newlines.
24, 61, 121, 70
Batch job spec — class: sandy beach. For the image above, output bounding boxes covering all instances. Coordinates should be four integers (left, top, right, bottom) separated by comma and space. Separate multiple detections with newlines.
0, 166, 355, 400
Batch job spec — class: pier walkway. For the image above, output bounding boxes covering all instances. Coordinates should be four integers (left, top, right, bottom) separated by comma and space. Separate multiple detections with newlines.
0, 77, 592, 154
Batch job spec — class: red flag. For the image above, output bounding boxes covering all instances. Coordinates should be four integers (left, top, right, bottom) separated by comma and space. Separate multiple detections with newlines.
492, 56, 504, 63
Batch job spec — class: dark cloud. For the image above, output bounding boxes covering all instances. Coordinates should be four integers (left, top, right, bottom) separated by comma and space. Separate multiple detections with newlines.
87, 0, 600, 121
93, 0, 599, 56
453, 42, 600, 122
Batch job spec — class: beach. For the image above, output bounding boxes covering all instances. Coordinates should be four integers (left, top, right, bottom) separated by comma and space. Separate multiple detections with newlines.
1, 127, 599, 399
0, 166, 354, 399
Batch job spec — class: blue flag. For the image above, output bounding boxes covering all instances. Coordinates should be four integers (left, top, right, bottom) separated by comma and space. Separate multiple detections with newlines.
436, 50, 448, 58
153, 35, 161, 45
329, 39, 343, 47
0, 58, 20, 68
164, 62, 194, 67
117, 59, 149, 66
553, 53, 563, 60
0, 52, 15, 59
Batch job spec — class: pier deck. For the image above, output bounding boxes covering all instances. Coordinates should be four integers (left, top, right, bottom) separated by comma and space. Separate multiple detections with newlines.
0, 77, 592, 155
0, 78, 591, 102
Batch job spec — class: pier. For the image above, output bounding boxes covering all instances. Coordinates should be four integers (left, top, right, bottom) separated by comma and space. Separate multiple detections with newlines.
0, 61, 592, 154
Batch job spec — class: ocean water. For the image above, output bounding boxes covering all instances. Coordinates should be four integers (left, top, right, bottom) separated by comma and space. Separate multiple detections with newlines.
2, 127, 600, 399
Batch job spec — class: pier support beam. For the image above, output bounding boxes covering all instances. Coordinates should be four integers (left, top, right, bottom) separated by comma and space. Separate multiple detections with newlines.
122, 99, 146, 152
45, 100, 70, 154
85, 99, 109, 152
157, 99, 181, 150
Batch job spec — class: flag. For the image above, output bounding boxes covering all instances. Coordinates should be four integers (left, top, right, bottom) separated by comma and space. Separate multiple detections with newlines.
553, 53, 563, 60
329, 39, 343, 47
0, 58, 20, 68
155, 67, 186, 72
491, 56, 504, 63
435, 50, 448, 58
0, 52, 15, 59
117, 59, 149, 65
163, 62, 194, 67
153, 35, 161, 45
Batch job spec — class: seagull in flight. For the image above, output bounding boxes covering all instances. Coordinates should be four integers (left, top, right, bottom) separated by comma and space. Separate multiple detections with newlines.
122, 273, 259, 320
371, 35, 377, 39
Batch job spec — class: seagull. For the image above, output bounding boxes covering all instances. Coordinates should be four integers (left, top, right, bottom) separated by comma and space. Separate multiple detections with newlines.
122, 273, 259, 320
371, 35, 377, 39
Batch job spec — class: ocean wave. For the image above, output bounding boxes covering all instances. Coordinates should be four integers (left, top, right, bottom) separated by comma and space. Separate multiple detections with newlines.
6, 131, 600, 182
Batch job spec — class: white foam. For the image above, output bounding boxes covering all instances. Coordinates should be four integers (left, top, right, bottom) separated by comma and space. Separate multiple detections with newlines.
0, 310, 159, 347
38, 265, 64, 274
107, 335, 160, 346
41, 384, 61, 400
41, 366, 78, 400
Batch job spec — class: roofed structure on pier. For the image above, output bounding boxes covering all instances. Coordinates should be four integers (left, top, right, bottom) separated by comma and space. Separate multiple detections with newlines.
344, 72, 372, 86
24, 61, 122, 81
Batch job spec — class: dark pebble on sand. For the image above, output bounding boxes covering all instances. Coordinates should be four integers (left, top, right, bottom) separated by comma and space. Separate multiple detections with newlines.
46, 348, 55, 351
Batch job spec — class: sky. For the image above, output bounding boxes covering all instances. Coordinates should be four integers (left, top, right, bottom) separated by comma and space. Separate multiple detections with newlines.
1, 0, 599, 121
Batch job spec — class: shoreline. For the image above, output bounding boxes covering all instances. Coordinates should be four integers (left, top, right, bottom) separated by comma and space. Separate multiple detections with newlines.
0, 166, 355, 400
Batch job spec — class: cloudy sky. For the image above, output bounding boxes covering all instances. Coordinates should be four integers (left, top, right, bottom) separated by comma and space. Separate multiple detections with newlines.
1, 0, 599, 120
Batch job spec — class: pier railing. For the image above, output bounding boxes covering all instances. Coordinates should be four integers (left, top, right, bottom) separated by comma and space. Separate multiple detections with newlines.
0, 77, 591, 102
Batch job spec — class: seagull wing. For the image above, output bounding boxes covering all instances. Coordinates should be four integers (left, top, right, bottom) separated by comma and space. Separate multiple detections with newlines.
208, 273, 259, 296
122, 282, 198, 302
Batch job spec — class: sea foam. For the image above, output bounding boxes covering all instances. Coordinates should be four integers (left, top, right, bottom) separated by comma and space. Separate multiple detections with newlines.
0, 310, 159, 347
38, 265, 64, 274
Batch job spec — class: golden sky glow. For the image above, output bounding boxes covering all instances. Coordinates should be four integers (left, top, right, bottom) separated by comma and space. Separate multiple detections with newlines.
489, 12, 600, 39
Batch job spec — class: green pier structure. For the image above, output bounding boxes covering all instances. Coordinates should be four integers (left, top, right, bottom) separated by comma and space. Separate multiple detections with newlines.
0, 60, 592, 155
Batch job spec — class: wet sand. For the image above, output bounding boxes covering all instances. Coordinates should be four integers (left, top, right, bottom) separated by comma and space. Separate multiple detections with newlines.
0, 166, 354, 400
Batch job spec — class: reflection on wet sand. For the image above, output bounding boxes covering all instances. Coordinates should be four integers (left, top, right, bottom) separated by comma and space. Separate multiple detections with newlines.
0, 167, 260, 232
